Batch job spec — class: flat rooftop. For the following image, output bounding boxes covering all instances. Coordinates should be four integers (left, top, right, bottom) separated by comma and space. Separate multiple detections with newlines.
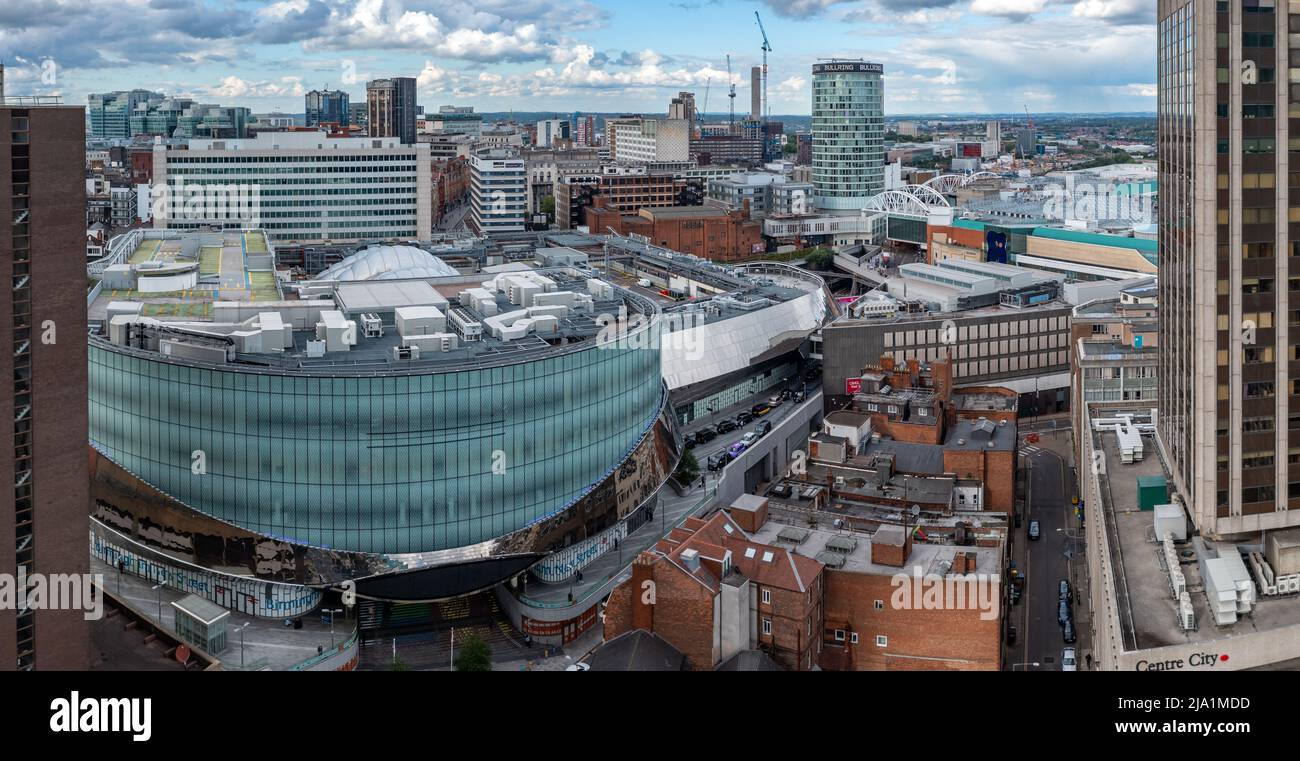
91, 230, 278, 321
93, 259, 650, 373
1093, 423, 1300, 650
750, 517, 1000, 576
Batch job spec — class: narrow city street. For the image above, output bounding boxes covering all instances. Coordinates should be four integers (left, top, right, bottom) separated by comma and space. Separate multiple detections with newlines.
1006, 422, 1089, 671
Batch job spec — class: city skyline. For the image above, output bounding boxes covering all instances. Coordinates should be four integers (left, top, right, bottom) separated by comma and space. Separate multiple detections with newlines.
1, 0, 1155, 115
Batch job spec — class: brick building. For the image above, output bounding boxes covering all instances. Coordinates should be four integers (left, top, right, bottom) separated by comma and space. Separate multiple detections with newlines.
431, 156, 469, 228
828, 356, 1019, 514
603, 508, 824, 671
585, 201, 763, 262
604, 496, 1005, 671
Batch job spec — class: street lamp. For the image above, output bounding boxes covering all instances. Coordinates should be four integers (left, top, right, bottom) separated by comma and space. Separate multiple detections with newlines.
322, 607, 343, 649
234, 621, 251, 669
150, 582, 164, 624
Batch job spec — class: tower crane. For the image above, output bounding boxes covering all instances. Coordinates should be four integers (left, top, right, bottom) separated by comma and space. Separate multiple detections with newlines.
755, 11, 772, 123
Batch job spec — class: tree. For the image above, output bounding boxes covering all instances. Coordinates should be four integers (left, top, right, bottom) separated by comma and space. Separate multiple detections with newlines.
540, 195, 556, 220
455, 632, 492, 671
804, 248, 834, 271
674, 449, 700, 486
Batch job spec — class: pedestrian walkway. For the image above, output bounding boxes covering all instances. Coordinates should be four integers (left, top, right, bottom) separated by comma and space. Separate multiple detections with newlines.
516, 480, 714, 608
92, 555, 353, 671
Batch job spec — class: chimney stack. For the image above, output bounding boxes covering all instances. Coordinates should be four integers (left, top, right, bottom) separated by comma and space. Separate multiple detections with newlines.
631, 553, 656, 631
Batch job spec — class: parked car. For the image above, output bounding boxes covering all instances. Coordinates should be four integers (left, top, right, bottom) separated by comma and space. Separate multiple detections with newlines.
736, 410, 755, 425
751, 403, 772, 417
766, 395, 784, 408
740, 432, 760, 448
1062, 618, 1077, 644
756, 420, 772, 437
683, 433, 697, 449
695, 427, 717, 444
1005, 625, 1017, 646
1028, 520, 1041, 540
716, 419, 738, 435
565, 661, 591, 672
1058, 599, 1072, 626
728, 441, 749, 458
1061, 647, 1077, 672
706, 452, 731, 471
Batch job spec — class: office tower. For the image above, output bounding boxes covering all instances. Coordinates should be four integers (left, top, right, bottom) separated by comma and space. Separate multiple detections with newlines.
366, 77, 417, 144
305, 89, 350, 128
535, 119, 570, 148
668, 92, 696, 123
987, 120, 1002, 144
153, 132, 432, 243
609, 118, 691, 164
349, 102, 368, 130
575, 114, 595, 146
750, 67, 762, 121
1, 99, 90, 669
1016, 128, 1037, 157
470, 150, 528, 235
1157, 0, 1300, 537
811, 60, 884, 212
87, 90, 161, 139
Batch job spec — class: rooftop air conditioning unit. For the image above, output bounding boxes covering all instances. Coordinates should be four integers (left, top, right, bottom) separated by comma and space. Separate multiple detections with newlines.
1178, 593, 1195, 632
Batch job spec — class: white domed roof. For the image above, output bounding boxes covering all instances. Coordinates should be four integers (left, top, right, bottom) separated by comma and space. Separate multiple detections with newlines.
314, 245, 458, 282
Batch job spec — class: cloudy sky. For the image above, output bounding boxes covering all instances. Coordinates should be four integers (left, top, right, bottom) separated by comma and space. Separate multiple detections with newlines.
0, 0, 1155, 115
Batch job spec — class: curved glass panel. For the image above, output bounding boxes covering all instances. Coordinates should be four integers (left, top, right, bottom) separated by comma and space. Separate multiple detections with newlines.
89, 336, 662, 555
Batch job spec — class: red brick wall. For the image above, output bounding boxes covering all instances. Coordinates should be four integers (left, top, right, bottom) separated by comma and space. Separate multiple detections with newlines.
943, 449, 1016, 513
822, 570, 1001, 671
756, 579, 822, 671
601, 558, 718, 670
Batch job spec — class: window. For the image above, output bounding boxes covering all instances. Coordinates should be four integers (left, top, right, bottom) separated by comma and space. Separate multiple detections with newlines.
876, 635, 888, 648
763, 619, 772, 635
761, 589, 771, 605
834, 629, 846, 642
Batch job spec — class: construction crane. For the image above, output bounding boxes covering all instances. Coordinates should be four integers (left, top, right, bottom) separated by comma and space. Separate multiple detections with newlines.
755, 11, 772, 123
726, 54, 736, 129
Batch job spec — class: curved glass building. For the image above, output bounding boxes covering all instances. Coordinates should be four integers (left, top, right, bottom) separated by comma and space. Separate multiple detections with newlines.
87, 232, 679, 610
812, 60, 885, 212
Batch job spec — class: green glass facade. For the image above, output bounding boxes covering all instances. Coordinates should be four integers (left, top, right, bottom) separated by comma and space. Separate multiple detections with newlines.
88, 337, 663, 555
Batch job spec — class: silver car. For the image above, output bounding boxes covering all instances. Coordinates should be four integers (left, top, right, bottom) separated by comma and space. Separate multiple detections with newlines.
1061, 647, 1077, 671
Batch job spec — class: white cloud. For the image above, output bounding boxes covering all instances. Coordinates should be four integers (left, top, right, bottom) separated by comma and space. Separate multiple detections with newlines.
971, 0, 1050, 17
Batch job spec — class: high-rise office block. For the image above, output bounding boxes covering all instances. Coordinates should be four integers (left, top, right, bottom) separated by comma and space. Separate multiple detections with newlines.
367, 77, 417, 145
305, 89, 350, 128
750, 67, 762, 121
668, 92, 696, 123
535, 119, 570, 148
811, 60, 884, 213
87, 90, 161, 139
1157, 0, 1300, 537
1, 100, 90, 670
